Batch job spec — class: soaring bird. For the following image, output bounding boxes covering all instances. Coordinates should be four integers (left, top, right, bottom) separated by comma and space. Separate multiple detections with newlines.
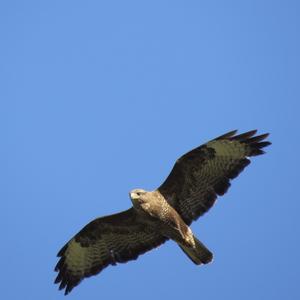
54, 130, 270, 295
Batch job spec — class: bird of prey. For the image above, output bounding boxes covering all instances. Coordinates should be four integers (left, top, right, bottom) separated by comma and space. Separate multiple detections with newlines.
54, 130, 270, 295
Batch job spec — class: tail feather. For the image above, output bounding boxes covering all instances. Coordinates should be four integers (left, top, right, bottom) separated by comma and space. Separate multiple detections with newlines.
179, 237, 213, 265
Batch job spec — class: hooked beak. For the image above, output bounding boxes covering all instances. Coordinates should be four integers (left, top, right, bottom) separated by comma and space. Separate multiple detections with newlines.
130, 192, 139, 200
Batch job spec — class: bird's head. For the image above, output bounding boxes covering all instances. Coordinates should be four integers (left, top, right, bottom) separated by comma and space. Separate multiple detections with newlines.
129, 189, 149, 208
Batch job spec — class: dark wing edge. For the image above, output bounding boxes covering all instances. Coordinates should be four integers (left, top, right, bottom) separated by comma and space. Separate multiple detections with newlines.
158, 130, 271, 224
54, 208, 167, 295
217, 129, 271, 155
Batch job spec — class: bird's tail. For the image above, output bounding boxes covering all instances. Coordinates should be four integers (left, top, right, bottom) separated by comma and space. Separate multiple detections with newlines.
179, 236, 213, 265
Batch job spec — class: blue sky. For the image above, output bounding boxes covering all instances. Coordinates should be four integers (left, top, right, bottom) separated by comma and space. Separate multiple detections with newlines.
1, 1, 299, 299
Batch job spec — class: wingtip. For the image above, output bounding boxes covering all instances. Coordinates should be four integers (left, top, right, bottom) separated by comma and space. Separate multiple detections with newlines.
215, 129, 271, 156
54, 274, 61, 284
262, 132, 270, 138
231, 129, 258, 141
64, 287, 72, 296
215, 130, 238, 140
244, 132, 271, 156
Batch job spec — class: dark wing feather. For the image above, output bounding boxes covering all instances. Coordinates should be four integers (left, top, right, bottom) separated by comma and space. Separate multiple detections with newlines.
158, 130, 271, 225
54, 208, 167, 295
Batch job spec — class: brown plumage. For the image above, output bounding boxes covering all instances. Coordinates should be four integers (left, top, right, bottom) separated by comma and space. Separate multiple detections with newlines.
54, 130, 270, 295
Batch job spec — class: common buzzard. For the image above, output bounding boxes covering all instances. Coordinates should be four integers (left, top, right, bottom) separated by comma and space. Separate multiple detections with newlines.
54, 130, 270, 294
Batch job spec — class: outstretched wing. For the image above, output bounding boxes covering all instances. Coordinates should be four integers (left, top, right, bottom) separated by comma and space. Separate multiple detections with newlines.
54, 208, 167, 295
158, 130, 271, 225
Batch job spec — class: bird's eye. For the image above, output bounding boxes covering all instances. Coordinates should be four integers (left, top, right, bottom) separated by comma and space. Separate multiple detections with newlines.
136, 192, 140, 196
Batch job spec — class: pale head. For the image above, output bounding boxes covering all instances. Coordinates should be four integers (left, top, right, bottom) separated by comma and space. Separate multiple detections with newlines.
129, 188, 151, 208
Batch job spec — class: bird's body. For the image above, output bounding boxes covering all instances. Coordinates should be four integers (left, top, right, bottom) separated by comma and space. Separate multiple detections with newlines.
54, 130, 271, 295
130, 189, 201, 250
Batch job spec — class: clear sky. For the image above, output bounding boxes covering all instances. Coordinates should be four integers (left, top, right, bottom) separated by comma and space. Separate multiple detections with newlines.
1, 1, 299, 299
